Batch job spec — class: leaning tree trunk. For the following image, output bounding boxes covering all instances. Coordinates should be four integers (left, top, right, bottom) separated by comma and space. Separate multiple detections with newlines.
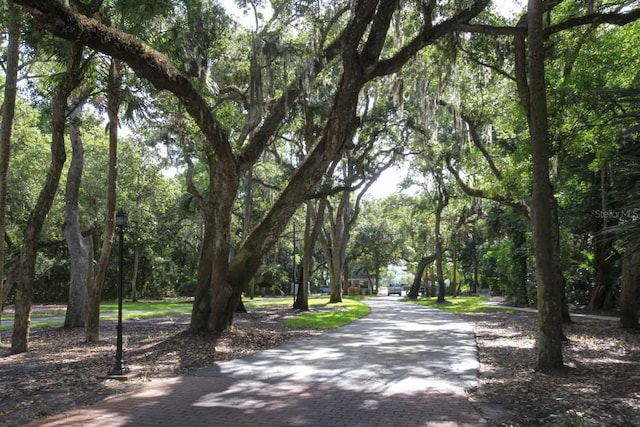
11, 43, 84, 353
528, 0, 564, 372
407, 254, 436, 300
86, 58, 121, 342
0, 2, 21, 340
64, 102, 89, 329
223, 76, 368, 328
619, 246, 640, 329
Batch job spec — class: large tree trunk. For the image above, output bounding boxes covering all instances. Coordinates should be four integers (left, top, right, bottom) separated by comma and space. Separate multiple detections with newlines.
619, 246, 639, 329
64, 102, 89, 329
86, 58, 121, 342
407, 254, 436, 300
0, 2, 21, 340
294, 200, 324, 311
11, 43, 84, 353
528, 0, 564, 371
190, 159, 239, 332
294, 211, 310, 311
326, 248, 343, 302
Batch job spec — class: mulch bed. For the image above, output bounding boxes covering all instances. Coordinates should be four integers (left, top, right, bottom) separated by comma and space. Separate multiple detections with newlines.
466, 311, 640, 426
1, 302, 639, 426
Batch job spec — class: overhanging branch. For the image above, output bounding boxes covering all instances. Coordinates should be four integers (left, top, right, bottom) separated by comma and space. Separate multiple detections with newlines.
12, 0, 236, 168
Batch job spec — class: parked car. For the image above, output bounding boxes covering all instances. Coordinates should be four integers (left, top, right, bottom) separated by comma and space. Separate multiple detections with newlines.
387, 283, 402, 296
317, 286, 330, 294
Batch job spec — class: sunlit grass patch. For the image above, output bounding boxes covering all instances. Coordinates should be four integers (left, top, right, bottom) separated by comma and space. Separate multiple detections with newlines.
412, 296, 513, 314
244, 296, 333, 308
1, 299, 194, 330
283, 297, 370, 329
1, 297, 371, 331
101, 299, 193, 313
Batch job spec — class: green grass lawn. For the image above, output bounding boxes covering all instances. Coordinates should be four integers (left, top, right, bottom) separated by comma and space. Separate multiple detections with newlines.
1, 297, 370, 331
282, 297, 371, 329
411, 296, 513, 314
0, 299, 194, 331
100, 299, 193, 312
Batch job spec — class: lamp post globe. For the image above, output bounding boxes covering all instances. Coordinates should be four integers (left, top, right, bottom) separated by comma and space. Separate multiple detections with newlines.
115, 209, 128, 228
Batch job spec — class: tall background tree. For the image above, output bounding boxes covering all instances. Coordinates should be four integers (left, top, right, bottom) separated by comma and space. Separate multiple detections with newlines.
0, 2, 21, 338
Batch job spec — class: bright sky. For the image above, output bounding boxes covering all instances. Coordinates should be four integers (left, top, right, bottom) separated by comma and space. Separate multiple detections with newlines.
495, 0, 526, 19
221, 0, 271, 30
367, 167, 405, 199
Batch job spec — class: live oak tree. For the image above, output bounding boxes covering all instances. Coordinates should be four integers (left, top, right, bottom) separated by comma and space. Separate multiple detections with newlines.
7, 41, 86, 353
0, 2, 21, 338
63, 101, 90, 329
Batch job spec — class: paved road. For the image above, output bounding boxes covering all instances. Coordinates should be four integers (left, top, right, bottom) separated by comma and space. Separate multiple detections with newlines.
26, 298, 486, 427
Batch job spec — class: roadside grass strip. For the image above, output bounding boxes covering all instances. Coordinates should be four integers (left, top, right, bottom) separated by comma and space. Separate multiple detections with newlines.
1, 297, 372, 331
283, 297, 371, 329
411, 296, 513, 314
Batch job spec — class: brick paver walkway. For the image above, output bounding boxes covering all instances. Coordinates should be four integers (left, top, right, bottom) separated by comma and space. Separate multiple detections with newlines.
25, 298, 486, 427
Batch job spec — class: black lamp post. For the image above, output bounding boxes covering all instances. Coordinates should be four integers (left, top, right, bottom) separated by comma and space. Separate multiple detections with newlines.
108, 209, 129, 376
